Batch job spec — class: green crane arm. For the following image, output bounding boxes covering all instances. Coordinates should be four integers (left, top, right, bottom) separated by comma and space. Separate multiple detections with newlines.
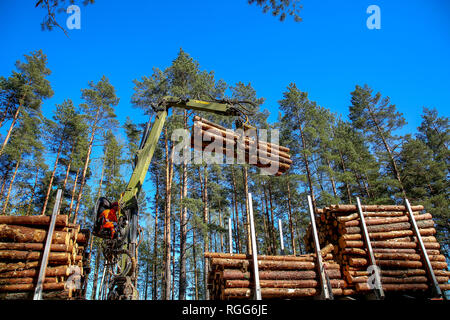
119, 96, 244, 211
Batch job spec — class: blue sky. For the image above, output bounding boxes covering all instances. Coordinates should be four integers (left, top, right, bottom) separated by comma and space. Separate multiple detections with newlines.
1, 0, 449, 133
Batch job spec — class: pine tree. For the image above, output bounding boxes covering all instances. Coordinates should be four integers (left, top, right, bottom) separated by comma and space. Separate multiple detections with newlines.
72, 76, 119, 223
0, 50, 53, 157
349, 84, 407, 199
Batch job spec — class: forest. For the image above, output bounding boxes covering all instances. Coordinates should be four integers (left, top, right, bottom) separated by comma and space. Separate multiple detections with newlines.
0, 48, 448, 300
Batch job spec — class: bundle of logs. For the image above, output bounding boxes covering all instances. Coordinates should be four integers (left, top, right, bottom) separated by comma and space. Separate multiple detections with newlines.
192, 116, 291, 176
304, 204, 450, 296
0, 215, 91, 300
205, 244, 353, 299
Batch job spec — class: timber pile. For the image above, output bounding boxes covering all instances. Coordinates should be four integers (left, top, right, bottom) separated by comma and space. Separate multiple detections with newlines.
304, 204, 450, 296
192, 116, 291, 176
205, 244, 351, 299
0, 215, 91, 300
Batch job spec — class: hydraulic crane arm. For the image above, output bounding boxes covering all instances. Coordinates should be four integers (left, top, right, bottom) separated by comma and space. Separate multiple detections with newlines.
120, 96, 250, 211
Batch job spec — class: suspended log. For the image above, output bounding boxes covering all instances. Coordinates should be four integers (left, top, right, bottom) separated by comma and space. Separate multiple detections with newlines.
0, 242, 73, 253
0, 224, 70, 245
204, 252, 333, 262
193, 116, 291, 153
0, 215, 68, 228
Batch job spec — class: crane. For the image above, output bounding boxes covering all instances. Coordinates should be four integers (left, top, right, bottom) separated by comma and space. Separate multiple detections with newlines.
91, 95, 257, 300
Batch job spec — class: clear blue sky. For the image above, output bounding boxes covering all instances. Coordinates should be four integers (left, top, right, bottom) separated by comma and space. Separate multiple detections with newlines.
1, 0, 449, 132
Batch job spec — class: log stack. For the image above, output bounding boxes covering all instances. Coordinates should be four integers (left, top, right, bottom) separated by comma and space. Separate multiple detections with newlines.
205, 244, 350, 299
304, 204, 450, 297
192, 116, 292, 176
0, 215, 91, 300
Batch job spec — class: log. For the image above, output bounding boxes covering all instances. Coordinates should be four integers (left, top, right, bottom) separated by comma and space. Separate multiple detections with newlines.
0, 261, 39, 273
193, 116, 291, 153
204, 252, 332, 262
210, 258, 316, 271
0, 250, 71, 264
329, 205, 424, 212
0, 242, 73, 253
0, 282, 66, 292
0, 215, 68, 227
356, 283, 429, 292
348, 257, 447, 269
0, 290, 69, 300
343, 213, 433, 227
340, 228, 436, 241
194, 122, 292, 161
224, 279, 346, 289
0, 266, 71, 278
340, 239, 440, 250
0, 277, 58, 285
0, 224, 70, 245
223, 287, 317, 298
341, 220, 435, 234
221, 269, 342, 280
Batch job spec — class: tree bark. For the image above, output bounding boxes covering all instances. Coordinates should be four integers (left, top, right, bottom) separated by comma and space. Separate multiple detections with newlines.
68, 169, 80, 220
2, 158, 20, 215
41, 137, 64, 215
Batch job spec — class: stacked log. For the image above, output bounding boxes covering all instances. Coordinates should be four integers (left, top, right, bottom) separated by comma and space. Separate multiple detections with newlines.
304, 204, 450, 296
0, 215, 91, 300
192, 116, 291, 176
206, 244, 349, 299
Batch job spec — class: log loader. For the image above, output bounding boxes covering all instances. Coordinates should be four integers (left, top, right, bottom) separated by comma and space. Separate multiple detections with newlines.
91, 96, 262, 300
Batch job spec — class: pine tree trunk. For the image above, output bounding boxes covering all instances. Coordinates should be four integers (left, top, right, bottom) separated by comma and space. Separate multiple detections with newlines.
262, 182, 274, 255
367, 106, 407, 198
178, 111, 188, 300
152, 174, 159, 300
338, 149, 352, 203
242, 166, 251, 254
267, 180, 277, 254
68, 169, 79, 220
163, 129, 174, 300
193, 229, 198, 300
0, 104, 22, 157
296, 114, 316, 208
91, 243, 101, 300
231, 167, 241, 253
326, 158, 338, 198
61, 146, 75, 193
200, 165, 210, 300
0, 168, 9, 205
26, 168, 40, 216
72, 106, 101, 223
286, 182, 296, 255
41, 138, 63, 215
2, 158, 20, 215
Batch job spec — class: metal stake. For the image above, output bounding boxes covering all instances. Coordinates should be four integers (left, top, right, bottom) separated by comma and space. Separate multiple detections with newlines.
228, 218, 233, 254
356, 197, 384, 300
307, 195, 333, 300
33, 189, 62, 300
278, 219, 285, 255
405, 198, 442, 299
248, 193, 261, 300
